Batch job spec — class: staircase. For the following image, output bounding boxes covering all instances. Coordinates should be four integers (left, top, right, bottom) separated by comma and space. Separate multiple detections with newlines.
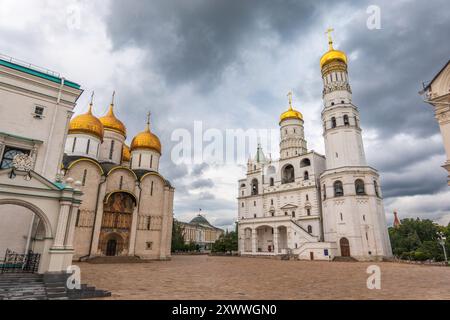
333, 256, 358, 262
0, 273, 111, 300
0, 274, 47, 300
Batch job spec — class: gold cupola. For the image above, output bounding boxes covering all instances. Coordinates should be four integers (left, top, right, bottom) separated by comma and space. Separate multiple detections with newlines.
68, 94, 104, 140
99, 92, 127, 138
280, 91, 303, 123
320, 28, 348, 69
130, 113, 162, 154
122, 144, 131, 162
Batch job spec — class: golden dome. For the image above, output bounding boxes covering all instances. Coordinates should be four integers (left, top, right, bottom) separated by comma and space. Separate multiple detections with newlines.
122, 144, 131, 162
68, 104, 104, 140
320, 48, 347, 69
130, 117, 162, 154
99, 104, 127, 137
280, 92, 303, 123
320, 29, 347, 69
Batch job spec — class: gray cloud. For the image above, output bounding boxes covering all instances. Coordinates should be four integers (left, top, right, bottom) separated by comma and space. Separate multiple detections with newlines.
190, 178, 215, 189
191, 162, 210, 177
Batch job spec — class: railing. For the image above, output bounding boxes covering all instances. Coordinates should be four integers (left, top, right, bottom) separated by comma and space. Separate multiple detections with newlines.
0, 53, 61, 78
0, 249, 41, 274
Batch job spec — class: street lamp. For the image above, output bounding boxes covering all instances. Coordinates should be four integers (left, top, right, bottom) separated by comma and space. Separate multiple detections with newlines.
437, 232, 448, 265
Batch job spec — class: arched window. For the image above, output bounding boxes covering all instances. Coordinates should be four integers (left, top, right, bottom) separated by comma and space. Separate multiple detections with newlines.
323, 184, 327, 200
307, 225, 313, 234
251, 179, 259, 195
86, 139, 91, 154
109, 140, 115, 160
270, 178, 274, 186
300, 158, 311, 167
331, 117, 337, 128
240, 183, 246, 188
374, 180, 380, 197
355, 179, 365, 195
282, 164, 295, 184
343, 115, 350, 126
72, 137, 77, 153
334, 180, 344, 197
304, 171, 309, 181
82, 169, 88, 186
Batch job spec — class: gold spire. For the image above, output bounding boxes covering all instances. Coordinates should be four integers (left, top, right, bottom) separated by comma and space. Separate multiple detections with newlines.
99, 91, 127, 137
68, 91, 104, 140
280, 91, 303, 123
320, 28, 348, 69
130, 111, 162, 154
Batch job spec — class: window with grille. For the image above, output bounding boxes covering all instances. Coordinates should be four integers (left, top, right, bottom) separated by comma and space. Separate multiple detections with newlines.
0, 147, 30, 169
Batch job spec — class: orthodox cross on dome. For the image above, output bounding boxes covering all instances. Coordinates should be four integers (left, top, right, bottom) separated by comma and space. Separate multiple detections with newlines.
287, 91, 293, 110
90, 91, 95, 105
146, 111, 152, 130
325, 27, 335, 49
111, 90, 116, 105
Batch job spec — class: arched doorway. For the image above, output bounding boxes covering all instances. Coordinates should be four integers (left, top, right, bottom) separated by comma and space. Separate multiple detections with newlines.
340, 237, 351, 257
256, 226, 274, 253
99, 192, 135, 256
244, 228, 252, 252
0, 200, 51, 273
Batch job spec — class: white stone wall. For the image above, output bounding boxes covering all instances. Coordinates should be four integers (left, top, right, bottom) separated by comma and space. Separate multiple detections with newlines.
130, 149, 161, 171
98, 130, 125, 164
65, 134, 101, 160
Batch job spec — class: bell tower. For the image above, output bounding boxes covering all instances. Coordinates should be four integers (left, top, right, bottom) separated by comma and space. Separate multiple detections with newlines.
321, 29, 366, 169
319, 29, 392, 261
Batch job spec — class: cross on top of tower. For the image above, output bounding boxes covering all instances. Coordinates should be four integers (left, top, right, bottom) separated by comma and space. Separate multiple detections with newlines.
90, 91, 94, 105
325, 27, 335, 49
111, 90, 116, 105
287, 91, 293, 110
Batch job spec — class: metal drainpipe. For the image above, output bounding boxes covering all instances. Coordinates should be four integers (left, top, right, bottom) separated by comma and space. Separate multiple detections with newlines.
133, 181, 142, 257
42, 77, 65, 177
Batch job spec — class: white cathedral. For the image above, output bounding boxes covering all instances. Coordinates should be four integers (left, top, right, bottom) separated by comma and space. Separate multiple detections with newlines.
237, 33, 393, 261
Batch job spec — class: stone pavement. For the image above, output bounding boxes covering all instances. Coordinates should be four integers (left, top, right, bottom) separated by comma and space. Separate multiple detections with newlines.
76, 255, 450, 300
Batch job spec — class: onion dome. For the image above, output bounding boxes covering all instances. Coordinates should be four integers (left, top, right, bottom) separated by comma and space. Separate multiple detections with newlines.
99, 92, 127, 137
122, 144, 131, 162
130, 113, 162, 154
320, 28, 348, 69
68, 102, 104, 140
280, 92, 303, 123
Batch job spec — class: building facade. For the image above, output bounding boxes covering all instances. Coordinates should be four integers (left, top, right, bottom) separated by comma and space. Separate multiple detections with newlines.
423, 60, 450, 186
0, 55, 83, 273
237, 33, 392, 261
63, 97, 174, 261
179, 215, 224, 251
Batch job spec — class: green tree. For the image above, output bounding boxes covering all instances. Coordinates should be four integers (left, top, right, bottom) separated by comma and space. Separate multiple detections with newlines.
171, 220, 186, 252
212, 230, 238, 254
389, 218, 449, 262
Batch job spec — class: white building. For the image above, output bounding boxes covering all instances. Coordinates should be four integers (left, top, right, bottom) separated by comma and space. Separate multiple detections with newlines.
237, 33, 393, 261
0, 55, 83, 273
422, 60, 450, 186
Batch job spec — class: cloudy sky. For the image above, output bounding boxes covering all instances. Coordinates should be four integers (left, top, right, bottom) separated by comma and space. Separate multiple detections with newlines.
1, 0, 450, 230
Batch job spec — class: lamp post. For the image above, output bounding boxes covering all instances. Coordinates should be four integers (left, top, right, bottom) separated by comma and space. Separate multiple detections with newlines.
437, 232, 448, 265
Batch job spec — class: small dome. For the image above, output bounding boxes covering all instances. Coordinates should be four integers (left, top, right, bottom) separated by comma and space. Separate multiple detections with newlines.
320, 48, 347, 69
68, 104, 104, 140
99, 104, 127, 137
130, 121, 162, 154
190, 215, 212, 226
122, 144, 131, 162
280, 107, 303, 123
320, 30, 347, 69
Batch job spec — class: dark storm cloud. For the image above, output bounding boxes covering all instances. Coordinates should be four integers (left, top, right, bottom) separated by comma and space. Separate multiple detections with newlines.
103, 0, 450, 219
342, 0, 450, 139
106, 0, 320, 88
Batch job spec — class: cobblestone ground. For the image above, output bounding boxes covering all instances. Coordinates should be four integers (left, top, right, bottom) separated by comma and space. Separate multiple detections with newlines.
76, 256, 450, 300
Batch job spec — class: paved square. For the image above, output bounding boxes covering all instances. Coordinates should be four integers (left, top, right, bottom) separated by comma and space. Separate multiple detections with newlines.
77, 256, 450, 300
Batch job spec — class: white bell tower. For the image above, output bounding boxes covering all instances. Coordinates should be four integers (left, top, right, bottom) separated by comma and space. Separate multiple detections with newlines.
319, 29, 392, 261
